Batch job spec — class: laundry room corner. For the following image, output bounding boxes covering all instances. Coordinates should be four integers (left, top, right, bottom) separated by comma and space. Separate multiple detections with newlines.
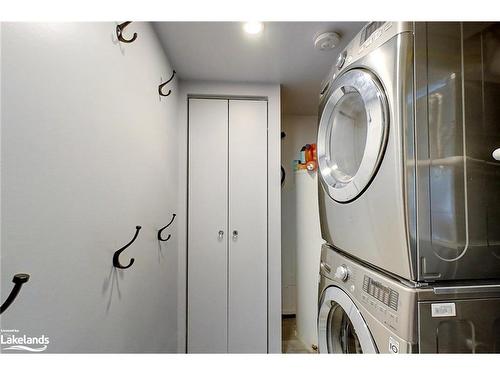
281, 115, 324, 353
281, 115, 319, 315
2, 6, 500, 367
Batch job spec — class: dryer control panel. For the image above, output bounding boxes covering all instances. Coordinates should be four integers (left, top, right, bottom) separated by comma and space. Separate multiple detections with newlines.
333, 22, 414, 77
359, 22, 386, 45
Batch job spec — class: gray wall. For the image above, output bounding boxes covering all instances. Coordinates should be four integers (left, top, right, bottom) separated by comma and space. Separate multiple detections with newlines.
1, 22, 179, 353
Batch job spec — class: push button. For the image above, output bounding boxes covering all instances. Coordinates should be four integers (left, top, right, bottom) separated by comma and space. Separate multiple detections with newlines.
389, 312, 399, 324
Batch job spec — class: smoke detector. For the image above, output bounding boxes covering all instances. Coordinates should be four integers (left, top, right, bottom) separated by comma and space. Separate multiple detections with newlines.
314, 32, 341, 51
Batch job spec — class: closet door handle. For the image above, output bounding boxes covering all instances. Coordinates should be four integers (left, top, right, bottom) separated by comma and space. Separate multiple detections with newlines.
218, 230, 224, 240
493, 148, 500, 161
232, 230, 238, 240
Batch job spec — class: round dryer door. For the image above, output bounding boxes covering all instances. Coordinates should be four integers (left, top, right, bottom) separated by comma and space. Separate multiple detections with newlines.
317, 69, 388, 202
318, 286, 377, 353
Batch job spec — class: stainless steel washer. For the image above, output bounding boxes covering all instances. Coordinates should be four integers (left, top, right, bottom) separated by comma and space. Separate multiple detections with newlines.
318, 244, 417, 353
318, 244, 500, 353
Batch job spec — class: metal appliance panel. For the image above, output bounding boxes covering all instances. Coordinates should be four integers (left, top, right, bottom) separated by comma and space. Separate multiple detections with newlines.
415, 22, 500, 281
418, 297, 500, 353
319, 245, 500, 353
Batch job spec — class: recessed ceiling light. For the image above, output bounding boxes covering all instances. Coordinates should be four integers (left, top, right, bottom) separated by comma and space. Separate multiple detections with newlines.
243, 21, 264, 35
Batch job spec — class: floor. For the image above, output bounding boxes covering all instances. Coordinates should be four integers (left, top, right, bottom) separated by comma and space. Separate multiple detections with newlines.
282, 316, 316, 354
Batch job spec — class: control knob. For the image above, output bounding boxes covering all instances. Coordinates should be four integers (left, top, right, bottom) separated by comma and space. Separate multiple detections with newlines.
336, 51, 347, 70
334, 265, 349, 282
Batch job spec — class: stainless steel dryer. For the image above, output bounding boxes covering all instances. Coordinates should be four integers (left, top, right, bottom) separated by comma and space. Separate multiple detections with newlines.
317, 22, 500, 282
318, 244, 500, 353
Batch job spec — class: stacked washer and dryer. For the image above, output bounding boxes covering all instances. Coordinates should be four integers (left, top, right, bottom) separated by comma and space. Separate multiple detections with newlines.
317, 22, 500, 353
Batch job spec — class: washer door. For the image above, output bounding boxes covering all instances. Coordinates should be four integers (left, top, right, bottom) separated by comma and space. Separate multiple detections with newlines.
318, 286, 377, 353
317, 69, 389, 202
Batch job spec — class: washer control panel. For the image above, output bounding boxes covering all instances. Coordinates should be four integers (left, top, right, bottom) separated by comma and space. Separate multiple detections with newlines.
360, 275, 401, 331
363, 276, 399, 311
320, 244, 418, 342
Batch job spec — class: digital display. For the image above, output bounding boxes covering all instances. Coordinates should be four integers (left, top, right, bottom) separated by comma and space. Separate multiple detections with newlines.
363, 276, 398, 311
360, 22, 385, 45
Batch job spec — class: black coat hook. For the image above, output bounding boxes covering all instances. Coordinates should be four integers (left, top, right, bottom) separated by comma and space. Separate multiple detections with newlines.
116, 21, 137, 43
1, 273, 30, 315
113, 226, 141, 269
158, 214, 176, 242
159, 70, 176, 97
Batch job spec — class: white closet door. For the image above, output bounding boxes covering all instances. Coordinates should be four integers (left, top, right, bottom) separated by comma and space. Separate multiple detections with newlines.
228, 100, 268, 353
188, 98, 228, 353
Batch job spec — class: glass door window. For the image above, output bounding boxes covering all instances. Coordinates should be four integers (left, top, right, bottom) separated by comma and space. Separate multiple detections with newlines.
326, 302, 363, 353
318, 287, 377, 353
318, 69, 389, 202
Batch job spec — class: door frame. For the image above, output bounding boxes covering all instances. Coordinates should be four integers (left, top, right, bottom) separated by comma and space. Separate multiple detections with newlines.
178, 82, 281, 353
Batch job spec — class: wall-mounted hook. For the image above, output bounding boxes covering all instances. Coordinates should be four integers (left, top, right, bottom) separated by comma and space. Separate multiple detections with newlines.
159, 70, 176, 97
281, 132, 287, 186
116, 21, 137, 43
0, 273, 30, 315
113, 226, 141, 269
158, 214, 176, 242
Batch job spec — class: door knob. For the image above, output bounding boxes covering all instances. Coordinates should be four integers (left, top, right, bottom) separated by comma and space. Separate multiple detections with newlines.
232, 230, 238, 240
493, 148, 500, 161
218, 230, 224, 240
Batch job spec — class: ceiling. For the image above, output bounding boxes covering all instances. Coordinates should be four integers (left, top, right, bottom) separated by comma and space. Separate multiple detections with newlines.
153, 22, 365, 115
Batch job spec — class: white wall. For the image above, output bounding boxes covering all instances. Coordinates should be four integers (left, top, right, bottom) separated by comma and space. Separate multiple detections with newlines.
176, 81, 281, 353
281, 115, 318, 315
1, 22, 179, 353
295, 170, 323, 351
